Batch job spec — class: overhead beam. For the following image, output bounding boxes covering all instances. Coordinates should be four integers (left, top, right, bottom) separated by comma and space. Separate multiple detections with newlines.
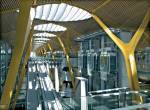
0, 0, 33, 109
92, 8, 150, 103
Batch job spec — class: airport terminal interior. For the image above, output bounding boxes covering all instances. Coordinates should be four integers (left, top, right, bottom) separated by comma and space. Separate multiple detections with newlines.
0, 0, 150, 110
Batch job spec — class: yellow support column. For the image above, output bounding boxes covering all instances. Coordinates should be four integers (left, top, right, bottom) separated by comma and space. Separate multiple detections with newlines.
11, 27, 34, 110
43, 47, 47, 55
92, 8, 150, 103
0, 0, 33, 109
39, 48, 44, 55
42, 48, 45, 55
47, 43, 55, 59
38, 46, 45, 56
47, 44, 52, 52
56, 37, 75, 89
40, 49, 43, 55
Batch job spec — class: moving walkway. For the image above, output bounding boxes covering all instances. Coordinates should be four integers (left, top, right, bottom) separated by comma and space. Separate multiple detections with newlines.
26, 60, 73, 110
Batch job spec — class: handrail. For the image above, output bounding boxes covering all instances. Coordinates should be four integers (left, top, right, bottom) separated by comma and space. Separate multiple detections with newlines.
88, 87, 129, 94
112, 103, 150, 110
57, 95, 74, 110
38, 73, 51, 110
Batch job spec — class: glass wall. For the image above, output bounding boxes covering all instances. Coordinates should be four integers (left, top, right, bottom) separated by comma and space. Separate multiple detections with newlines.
0, 41, 12, 98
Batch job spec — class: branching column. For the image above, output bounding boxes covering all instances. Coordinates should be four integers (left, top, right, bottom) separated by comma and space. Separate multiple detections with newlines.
0, 0, 33, 109
11, 27, 34, 110
92, 8, 150, 103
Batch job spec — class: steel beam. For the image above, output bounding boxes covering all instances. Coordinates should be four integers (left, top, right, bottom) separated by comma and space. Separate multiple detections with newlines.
56, 37, 75, 89
11, 27, 34, 110
92, 8, 150, 103
0, 0, 33, 109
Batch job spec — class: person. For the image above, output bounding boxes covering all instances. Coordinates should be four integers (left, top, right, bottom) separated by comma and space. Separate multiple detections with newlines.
62, 67, 73, 88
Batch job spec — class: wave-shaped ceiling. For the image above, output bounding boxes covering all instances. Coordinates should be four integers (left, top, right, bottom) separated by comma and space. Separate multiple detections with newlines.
34, 3, 91, 22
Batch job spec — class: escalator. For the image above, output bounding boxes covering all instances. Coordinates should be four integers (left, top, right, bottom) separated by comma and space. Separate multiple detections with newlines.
26, 61, 73, 110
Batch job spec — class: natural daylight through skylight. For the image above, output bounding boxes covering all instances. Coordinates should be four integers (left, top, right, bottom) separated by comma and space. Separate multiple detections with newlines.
33, 33, 56, 38
31, 3, 91, 47
34, 3, 91, 22
34, 23, 67, 32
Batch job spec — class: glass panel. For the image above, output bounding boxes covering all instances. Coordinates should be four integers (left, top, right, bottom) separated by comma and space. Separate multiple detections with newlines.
77, 10, 87, 20
0, 41, 12, 99
34, 38, 50, 41
35, 3, 91, 21
35, 6, 43, 18
60, 89, 150, 110
41, 4, 51, 20
64, 7, 78, 21
34, 23, 67, 32
59, 5, 72, 21
53, 3, 67, 21
47, 4, 59, 21
72, 9, 83, 21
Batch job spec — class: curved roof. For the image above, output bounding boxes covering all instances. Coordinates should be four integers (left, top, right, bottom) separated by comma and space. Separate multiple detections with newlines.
33, 32, 56, 46
33, 40, 47, 44
34, 37, 50, 41
34, 23, 67, 32
1, 0, 150, 52
33, 32, 56, 38
35, 3, 91, 22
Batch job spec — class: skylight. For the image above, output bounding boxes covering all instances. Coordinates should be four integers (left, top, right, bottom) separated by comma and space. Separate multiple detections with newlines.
34, 3, 91, 21
33, 41, 47, 43
34, 38, 50, 41
33, 32, 56, 38
33, 43, 45, 46
33, 43, 44, 45
34, 23, 67, 32
32, 32, 56, 47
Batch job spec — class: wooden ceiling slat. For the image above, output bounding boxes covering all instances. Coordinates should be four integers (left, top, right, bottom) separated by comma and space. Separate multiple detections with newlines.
1, 0, 150, 51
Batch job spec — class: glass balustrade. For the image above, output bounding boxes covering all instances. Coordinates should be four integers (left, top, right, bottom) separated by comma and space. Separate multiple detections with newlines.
60, 89, 150, 110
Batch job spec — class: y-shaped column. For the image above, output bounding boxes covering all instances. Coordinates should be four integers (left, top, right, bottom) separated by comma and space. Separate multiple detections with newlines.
92, 8, 150, 103
11, 27, 34, 110
0, 0, 33, 109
